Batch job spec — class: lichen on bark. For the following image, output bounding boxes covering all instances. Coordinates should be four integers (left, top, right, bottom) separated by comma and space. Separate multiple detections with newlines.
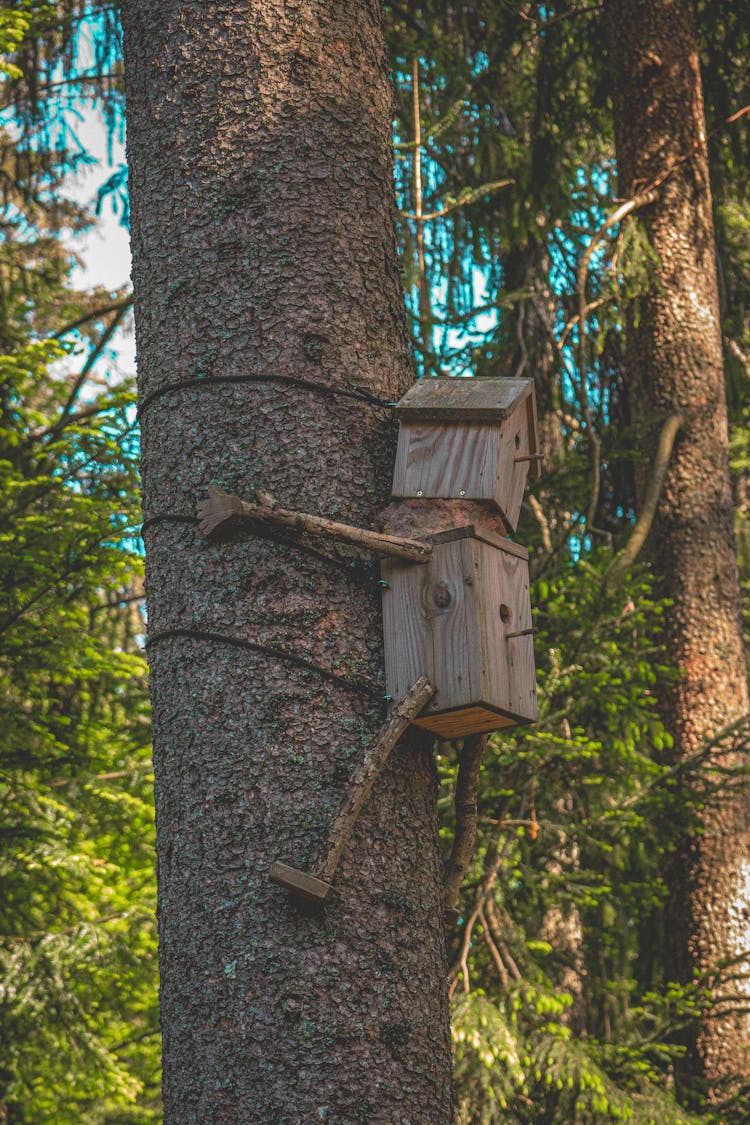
120, 2, 454, 1120
606, 0, 750, 1094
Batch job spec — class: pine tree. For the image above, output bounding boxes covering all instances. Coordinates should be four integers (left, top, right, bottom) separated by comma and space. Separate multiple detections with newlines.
605, 0, 750, 1095
120, 2, 453, 1120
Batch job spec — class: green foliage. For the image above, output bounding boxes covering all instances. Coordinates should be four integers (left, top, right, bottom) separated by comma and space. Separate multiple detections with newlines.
730, 412, 750, 649
387, 34, 750, 1120
717, 197, 750, 413
614, 219, 663, 310
442, 555, 750, 1123
0, 7, 30, 78
453, 992, 705, 1124
0, 16, 158, 1115
0, 3, 747, 1124
0, 332, 159, 1123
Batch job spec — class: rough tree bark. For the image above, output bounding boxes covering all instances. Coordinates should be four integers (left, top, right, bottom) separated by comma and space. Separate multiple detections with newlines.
605, 0, 750, 1093
120, 3, 453, 1121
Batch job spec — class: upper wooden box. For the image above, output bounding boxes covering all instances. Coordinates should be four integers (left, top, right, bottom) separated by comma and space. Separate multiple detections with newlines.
391, 377, 540, 533
381, 526, 538, 738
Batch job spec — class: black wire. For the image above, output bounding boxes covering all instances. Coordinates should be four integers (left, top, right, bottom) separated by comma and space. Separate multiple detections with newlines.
145, 627, 383, 701
136, 374, 395, 420
137, 378, 395, 704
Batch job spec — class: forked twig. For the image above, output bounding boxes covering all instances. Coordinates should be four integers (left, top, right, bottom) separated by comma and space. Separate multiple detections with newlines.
270, 677, 436, 904
197, 485, 432, 564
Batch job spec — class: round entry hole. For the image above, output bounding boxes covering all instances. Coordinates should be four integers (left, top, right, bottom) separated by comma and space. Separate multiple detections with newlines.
499, 604, 511, 623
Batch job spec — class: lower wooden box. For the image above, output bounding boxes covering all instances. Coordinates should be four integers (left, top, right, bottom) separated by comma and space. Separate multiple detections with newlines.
381, 526, 537, 738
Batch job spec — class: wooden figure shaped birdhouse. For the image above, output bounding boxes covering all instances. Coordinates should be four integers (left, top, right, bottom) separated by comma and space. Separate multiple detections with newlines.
391, 376, 541, 533
197, 376, 543, 904
381, 525, 537, 737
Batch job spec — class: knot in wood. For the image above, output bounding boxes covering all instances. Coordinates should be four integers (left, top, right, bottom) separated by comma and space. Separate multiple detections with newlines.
432, 580, 453, 610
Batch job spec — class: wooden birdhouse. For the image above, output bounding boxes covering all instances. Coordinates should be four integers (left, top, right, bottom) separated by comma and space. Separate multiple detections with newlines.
391, 377, 540, 533
381, 526, 537, 737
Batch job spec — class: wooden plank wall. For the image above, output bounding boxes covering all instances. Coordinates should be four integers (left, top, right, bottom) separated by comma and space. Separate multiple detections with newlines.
381, 531, 537, 736
392, 423, 499, 503
475, 540, 537, 723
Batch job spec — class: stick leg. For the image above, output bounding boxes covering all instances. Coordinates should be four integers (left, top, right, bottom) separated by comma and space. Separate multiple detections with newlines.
270, 676, 436, 904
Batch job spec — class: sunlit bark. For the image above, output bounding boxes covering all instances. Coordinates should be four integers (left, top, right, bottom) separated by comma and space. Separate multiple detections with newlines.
121, 3, 453, 1120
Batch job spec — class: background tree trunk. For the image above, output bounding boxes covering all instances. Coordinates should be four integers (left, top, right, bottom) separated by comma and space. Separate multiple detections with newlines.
605, 0, 750, 1093
120, 3, 453, 1121
501, 237, 564, 467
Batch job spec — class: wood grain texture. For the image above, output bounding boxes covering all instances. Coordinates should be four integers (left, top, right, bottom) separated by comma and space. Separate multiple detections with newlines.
197, 484, 432, 562
476, 538, 538, 723
382, 528, 537, 736
392, 422, 501, 504
394, 376, 533, 421
429, 524, 528, 559
392, 391, 539, 530
524, 387, 542, 480
412, 706, 518, 738
494, 411, 531, 531
268, 862, 334, 904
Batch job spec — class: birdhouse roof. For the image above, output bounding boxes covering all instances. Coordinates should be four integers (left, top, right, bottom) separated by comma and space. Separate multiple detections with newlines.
394, 377, 541, 479
394, 376, 533, 421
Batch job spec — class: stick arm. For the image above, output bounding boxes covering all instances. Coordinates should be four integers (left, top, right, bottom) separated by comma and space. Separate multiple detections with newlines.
197, 485, 432, 563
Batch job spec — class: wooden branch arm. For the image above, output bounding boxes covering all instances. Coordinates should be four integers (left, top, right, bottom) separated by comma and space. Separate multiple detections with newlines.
316, 676, 436, 883
270, 676, 436, 903
197, 485, 432, 563
610, 411, 684, 576
442, 734, 487, 912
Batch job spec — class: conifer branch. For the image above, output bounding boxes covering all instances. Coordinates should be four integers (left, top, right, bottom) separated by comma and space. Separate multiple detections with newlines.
527, 495, 553, 554
448, 817, 521, 997
37, 304, 133, 441
401, 179, 514, 223
53, 295, 133, 340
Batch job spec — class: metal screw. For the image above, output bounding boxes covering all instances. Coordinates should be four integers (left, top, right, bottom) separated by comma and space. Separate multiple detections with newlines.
378, 579, 390, 589
458, 490, 466, 497
416, 490, 423, 497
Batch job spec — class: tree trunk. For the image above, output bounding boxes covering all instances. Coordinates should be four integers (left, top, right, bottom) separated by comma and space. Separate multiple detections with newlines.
120, 4, 453, 1121
501, 237, 564, 467
605, 0, 750, 1093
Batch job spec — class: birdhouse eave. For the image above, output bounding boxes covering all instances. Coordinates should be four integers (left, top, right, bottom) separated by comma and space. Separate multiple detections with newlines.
394, 376, 534, 424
